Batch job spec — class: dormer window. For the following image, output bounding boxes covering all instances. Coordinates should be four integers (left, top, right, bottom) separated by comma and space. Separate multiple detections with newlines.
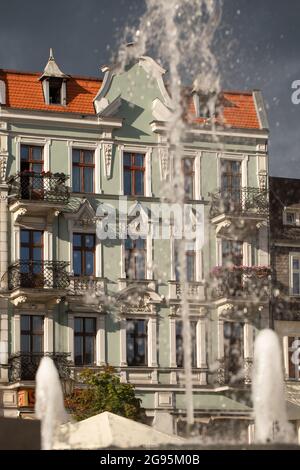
49, 78, 63, 104
39, 48, 68, 106
284, 208, 300, 226
287, 212, 296, 225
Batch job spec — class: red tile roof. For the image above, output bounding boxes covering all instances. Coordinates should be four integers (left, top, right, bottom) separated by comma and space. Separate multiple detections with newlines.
0, 70, 262, 130
0, 70, 101, 115
187, 91, 261, 130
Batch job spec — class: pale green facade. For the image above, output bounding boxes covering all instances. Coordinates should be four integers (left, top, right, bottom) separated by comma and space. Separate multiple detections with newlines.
0, 56, 269, 436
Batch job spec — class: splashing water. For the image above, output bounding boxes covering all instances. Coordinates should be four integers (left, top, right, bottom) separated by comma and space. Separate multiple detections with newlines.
35, 357, 68, 450
117, 0, 222, 432
252, 329, 294, 443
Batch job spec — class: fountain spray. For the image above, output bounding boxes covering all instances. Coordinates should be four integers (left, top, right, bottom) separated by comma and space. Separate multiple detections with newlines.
252, 329, 294, 443
35, 357, 68, 450
118, 0, 222, 434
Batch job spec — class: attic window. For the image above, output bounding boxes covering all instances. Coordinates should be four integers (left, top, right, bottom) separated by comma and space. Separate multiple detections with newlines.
49, 78, 62, 104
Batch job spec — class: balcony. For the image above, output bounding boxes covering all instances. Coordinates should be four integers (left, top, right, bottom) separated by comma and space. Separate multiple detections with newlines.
210, 188, 269, 235
8, 172, 70, 221
210, 266, 271, 302
168, 281, 205, 302
8, 261, 69, 304
68, 276, 106, 296
8, 352, 71, 382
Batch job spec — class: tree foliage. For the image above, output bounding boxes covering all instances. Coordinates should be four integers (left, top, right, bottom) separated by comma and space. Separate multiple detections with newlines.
65, 366, 145, 422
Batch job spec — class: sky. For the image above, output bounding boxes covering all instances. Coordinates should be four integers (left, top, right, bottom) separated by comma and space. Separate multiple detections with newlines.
0, 0, 299, 178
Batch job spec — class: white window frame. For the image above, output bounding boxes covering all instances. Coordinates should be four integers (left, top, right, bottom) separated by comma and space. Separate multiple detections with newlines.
170, 234, 203, 282
67, 312, 106, 366
15, 136, 51, 173
118, 144, 152, 197
120, 314, 157, 368
67, 140, 101, 194
290, 253, 300, 296
12, 311, 54, 354
42, 79, 67, 106
67, 221, 102, 278
216, 153, 249, 189
169, 315, 207, 371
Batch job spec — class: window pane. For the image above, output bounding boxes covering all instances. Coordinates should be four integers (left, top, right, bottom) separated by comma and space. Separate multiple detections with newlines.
32, 316, 43, 333
72, 166, 80, 192
135, 171, 144, 195
74, 336, 83, 365
176, 322, 184, 367
32, 335, 43, 353
85, 336, 95, 364
21, 230, 29, 244
75, 318, 83, 333
134, 154, 144, 167
73, 234, 82, 247
123, 153, 131, 166
136, 238, 145, 250
293, 259, 300, 271
85, 318, 96, 333
186, 253, 195, 282
72, 149, 80, 163
21, 334, 30, 353
85, 252, 94, 275
20, 247, 30, 261
32, 147, 43, 161
33, 231, 43, 245
32, 164, 43, 174
83, 151, 94, 164
73, 251, 82, 276
124, 170, 131, 195
21, 315, 30, 331
293, 273, 300, 295
21, 146, 29, 161
191, 322, 197, 368
85, 235, 95, 249
136, 252, 145, 279
84, 167, 94, 193
33, 248, 42, 262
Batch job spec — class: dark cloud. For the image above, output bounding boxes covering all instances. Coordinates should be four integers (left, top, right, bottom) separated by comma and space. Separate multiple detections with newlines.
0, 0, 299, 178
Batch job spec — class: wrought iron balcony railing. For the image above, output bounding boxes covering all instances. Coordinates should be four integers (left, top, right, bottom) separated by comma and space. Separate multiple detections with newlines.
210, 187, 269, 219
8, 261, 70, 290
8, 352, 71, 382
8, 171, 70, 204
210, 266, 271, 300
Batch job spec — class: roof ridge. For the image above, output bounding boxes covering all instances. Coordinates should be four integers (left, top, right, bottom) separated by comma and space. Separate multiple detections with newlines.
0, 68, 102, 82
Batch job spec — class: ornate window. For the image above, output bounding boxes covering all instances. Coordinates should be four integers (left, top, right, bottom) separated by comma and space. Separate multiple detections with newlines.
74, 317, 96, 366
21, 315, 44, 353
73, 233, 95, 276
72, 149, 94, 193
126, 319, 148, 366
125, 238, 146, 280
123, 152, 145, 196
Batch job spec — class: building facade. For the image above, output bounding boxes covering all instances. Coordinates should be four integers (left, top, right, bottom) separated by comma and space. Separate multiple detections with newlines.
270, 176, 300, 430
0, 51, 270, 437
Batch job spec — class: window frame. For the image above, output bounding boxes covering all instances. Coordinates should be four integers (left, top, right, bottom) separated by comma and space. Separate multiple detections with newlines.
290, 253, 300, 296
74, 316, 97, 366
182, 156, 195, 200
123, 152, 145, 197
126, 318, 148, 367
72, 148, 95, 194
175, 319, 197, 368
73, 233, 96, 277
20, 314, 44, 354
125, 237, 147, 280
